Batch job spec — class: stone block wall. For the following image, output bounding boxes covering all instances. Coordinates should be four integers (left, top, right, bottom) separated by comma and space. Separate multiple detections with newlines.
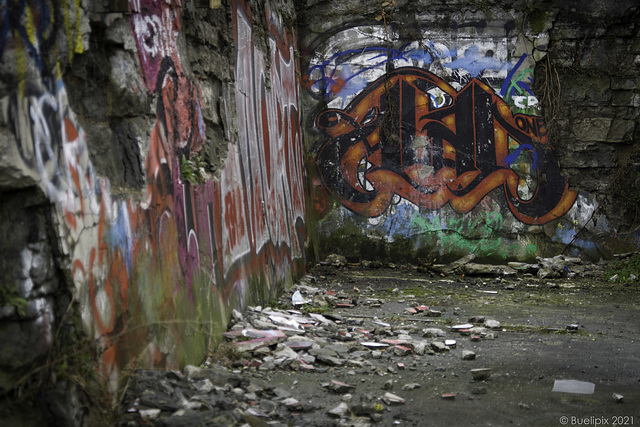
299, 0, 640, 263
0, 0, 639, 423
0, 0, 307, 423
537, 1, 640, 246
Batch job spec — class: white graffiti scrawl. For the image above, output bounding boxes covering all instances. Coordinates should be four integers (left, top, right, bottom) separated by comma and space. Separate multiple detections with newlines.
233, 0, 307, 279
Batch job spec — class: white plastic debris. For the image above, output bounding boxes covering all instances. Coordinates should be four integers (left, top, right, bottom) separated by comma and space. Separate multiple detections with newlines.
552, 380, 595, 394
360, 341, 390, 348
291, 290, 309, 305
373, 320, 391, 327
451, 323, 474, 330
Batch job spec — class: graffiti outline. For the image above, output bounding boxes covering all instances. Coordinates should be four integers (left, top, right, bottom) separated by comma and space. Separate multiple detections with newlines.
315, 67, 577, 224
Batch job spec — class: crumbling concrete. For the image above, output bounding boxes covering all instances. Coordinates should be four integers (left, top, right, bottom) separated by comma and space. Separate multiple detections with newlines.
120, 258, 640, 426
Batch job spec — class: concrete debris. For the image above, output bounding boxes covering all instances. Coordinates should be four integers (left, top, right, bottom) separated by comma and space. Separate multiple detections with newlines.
422, 328, 446, 338
536, 255, 583, 279
393, 345, 412, 356
328, 402, 350, 417
325, 254, 347, 267
122, 274, 473, 425
471, 368, 492, 381
469, 326, 487, 335
382, 392, 406, 405
507, 262, 539, 274
461, 350, 476, 360
120, 257, 626, 426
139, 408, 161, 420
425, 254, 603, 280
431, 341, 449, 352
462, 263, 517, 276
439, 253, 476, 274
193, 379, 214, 393
231, 308, 243, 323
484, 319, 501, 329
328, 380, 356, 393
552, 379, 595, 394
425, 309, 443, 317
182, 365, 202, 381
224, 329, 287, 353
402, 383, 421, 391
282, 396, 300, 406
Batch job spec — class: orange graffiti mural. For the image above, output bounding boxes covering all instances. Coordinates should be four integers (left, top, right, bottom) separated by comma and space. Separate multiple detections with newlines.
315, 68, 577, 224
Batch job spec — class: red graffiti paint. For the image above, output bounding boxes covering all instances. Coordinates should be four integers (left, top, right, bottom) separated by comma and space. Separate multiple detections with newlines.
234, 0, 307, 264
129, 0, 181, 92
2, 0, 309, 399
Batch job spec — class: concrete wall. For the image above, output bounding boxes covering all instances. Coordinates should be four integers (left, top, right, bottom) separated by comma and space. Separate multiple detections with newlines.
0, 0, 306, 420
300, 0, 640, 263
0, 0, 639, 423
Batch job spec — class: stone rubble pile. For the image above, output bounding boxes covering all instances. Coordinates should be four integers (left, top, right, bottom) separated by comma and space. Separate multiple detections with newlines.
121, 279, 503, 426
421, 253, 604, 279
120, 253, 627, 426
222, 301, 498, 372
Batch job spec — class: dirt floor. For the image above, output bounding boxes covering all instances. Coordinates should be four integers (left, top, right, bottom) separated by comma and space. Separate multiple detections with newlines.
121, 260, 640, 427
248, 263, 640, 426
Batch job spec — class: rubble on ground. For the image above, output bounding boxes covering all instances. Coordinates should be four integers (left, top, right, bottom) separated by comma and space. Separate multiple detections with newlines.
120, 254, 637, 426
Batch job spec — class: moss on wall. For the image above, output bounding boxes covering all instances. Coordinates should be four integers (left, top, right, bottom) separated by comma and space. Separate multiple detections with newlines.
527, 8, 549, 33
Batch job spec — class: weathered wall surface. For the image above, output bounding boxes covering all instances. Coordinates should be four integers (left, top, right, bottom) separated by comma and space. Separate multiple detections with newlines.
1, 0, 639, 423
299, 0, 640, 263
0, 0, 306, 422
538, 0, 640, 254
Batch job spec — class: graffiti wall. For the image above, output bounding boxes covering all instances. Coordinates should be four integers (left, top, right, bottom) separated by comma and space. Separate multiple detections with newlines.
302, 14, 594, 262
0, 0, 306, 400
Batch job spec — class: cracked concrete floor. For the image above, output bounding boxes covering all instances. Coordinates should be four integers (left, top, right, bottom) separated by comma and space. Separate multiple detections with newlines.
254, 263, 640, 426
121, 262, 640, 426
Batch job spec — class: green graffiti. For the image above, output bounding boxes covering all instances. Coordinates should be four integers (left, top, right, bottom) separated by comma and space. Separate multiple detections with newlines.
411, 210, 537, 260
